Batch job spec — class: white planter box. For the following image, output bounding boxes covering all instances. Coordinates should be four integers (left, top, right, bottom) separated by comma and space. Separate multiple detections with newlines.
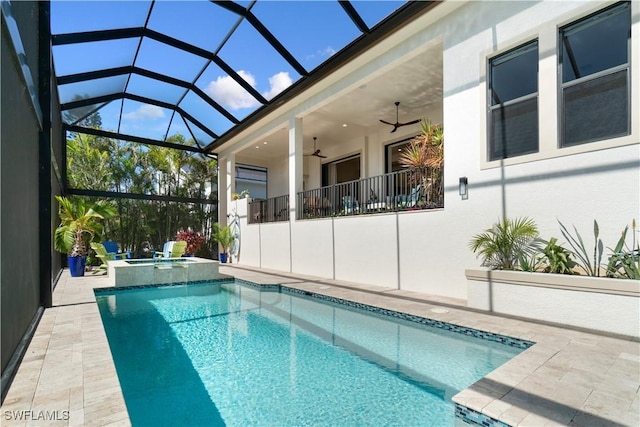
466, 268, 640, 338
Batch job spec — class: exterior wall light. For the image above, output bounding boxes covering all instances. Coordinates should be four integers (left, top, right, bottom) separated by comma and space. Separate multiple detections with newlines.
459, 177, 468, 200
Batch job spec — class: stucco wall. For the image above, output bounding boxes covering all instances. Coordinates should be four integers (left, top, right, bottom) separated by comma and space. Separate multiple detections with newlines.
226, 0, 639, 301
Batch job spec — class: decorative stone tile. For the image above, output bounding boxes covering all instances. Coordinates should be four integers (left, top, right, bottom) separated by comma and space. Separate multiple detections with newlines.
455, 403, 510, 427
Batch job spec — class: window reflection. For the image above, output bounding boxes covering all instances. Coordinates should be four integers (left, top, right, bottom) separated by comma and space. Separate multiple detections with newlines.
560, 2, 630, 147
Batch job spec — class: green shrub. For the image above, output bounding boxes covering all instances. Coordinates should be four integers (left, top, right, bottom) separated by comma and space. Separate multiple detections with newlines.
469, 217, 540, 270
606, 220, 639, 279
542, 237, 577, 274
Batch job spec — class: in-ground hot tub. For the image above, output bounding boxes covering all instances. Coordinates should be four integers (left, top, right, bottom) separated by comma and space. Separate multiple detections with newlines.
106, 257, 221, 287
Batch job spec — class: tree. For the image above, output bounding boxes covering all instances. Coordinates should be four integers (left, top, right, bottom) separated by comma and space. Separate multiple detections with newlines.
66, 122, 218, 257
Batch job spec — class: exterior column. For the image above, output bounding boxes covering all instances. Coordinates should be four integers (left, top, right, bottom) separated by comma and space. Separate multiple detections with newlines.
217, 154, 234, 226
226, 154, 236, 217
288, 117, 303, 222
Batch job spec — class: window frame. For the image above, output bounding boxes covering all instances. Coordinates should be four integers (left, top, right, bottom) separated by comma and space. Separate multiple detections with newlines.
487, 39, 540, 162
558, 1, 632, 148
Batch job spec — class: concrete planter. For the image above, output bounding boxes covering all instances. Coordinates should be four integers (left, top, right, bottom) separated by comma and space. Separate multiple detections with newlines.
466, 268, 640, 338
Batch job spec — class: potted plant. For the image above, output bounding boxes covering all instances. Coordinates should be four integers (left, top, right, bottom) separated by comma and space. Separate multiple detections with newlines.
212, 223, 234, 263
54, 195, 115, 277
175, 228, 205, 256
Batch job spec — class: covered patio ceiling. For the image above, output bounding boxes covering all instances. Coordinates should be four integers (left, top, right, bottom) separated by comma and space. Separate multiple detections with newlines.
51, 0, 439, 156
234, 40, 444, 163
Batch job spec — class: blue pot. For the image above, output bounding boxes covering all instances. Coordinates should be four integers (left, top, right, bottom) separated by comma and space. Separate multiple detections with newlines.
219, 253, 228, 263
68, 256, 86, 277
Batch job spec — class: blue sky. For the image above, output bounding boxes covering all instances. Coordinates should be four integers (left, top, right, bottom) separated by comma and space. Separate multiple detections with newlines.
52, 1, 406, 144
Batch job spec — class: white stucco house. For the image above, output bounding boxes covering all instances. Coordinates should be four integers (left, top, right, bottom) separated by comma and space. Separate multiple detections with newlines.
213, 0, 639, 302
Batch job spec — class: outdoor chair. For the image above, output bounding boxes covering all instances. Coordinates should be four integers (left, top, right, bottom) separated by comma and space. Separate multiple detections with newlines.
342, 196, 359, 215
90, 242, 118, 275
154, 240, 187, 258
394, 184, 423, 209
102, 240, 127, 260
407, 184, 423, 208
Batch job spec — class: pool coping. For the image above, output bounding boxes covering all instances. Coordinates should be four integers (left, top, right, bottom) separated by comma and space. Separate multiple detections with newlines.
2, 266, 639, 426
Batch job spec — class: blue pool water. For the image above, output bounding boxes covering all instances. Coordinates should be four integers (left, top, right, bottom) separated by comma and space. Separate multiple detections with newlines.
95, 281, 527, 426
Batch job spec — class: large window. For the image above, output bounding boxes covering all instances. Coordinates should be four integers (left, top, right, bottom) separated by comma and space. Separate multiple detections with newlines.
321, 154, 361, 186
488, 41, 539, 161
385, 137, 413, 173
235, 164, 267, 199
560, 2, 631, 147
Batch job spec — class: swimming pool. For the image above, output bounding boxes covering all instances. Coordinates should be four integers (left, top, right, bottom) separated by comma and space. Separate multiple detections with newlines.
95, 280, 530, 426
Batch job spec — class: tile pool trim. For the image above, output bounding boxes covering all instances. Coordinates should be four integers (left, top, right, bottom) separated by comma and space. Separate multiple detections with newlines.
95, 277, 535, 350
94, 277, 535, 427
278, 285, 535, 350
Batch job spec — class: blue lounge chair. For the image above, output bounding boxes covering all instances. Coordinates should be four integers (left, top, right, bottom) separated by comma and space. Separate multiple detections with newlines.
342, 196, 359, 215
102, 240, 126, 260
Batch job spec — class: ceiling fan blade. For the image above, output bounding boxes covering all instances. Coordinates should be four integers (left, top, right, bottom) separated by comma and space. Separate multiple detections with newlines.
379, 119, 395, 126
316, 153, 327, 158
398, 119, 421, 127
390, 126, 398, 133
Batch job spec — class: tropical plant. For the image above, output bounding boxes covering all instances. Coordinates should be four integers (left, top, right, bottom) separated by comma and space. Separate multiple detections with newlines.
66, 111, 219, 257
606, 220, 640, 279
542, 237, 577, 274
232, 189, 250, 200
176, 228, 206, 255
469, 217, 540, 270
54, 196, 115, 256
399, 119, 444, 169
212, 223, 235, 255
558, 219, 604, 276
399, 119, 444, 205
517, 252, 544, 272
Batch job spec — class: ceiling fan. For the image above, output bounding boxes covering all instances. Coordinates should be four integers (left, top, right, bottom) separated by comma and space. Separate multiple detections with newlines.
304, 137, 327, 158
379, 101, 420, 133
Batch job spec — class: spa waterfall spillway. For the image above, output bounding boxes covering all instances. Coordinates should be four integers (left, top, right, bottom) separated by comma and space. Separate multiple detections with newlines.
106, 258, 221, 287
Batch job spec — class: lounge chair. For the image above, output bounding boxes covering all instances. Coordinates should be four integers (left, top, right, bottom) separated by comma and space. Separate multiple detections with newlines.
90, 242, 118, 275
407, 184, 423, 208
154, 241, 187, 258
395, 184, 423, 209
105, 240, 133, 259
171, 241, 187, 257
342, 196, 359, 215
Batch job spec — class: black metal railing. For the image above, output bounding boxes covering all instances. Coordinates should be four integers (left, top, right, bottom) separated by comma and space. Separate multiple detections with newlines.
297, 166, 443, 220
248, 194, 289, 224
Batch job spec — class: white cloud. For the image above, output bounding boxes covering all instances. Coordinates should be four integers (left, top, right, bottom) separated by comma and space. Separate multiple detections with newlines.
262, 71, 293, 100
205, 70, 261, 110
205, 70, 294, 109
122, 104, 165, 121
306, 46, 336, 62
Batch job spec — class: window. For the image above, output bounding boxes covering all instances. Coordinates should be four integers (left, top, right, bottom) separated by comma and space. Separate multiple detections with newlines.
488, 41, 539, 161
385, 137, 413, 173
235, 164, 267, 199
560, 2, 631, 147
321, 154, 361, 187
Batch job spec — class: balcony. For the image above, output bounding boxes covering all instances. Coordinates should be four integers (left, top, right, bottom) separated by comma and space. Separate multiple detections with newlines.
298, 166, 443, 220
248, 194, 289, 224
248, 167, 443, 224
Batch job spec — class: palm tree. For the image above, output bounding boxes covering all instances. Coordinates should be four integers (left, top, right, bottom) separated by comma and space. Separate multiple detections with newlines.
469, 217, 540, 270
54, 196, 115, 257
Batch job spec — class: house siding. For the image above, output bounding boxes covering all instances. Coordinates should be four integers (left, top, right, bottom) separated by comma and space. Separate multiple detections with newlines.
223, 0, 639, 301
